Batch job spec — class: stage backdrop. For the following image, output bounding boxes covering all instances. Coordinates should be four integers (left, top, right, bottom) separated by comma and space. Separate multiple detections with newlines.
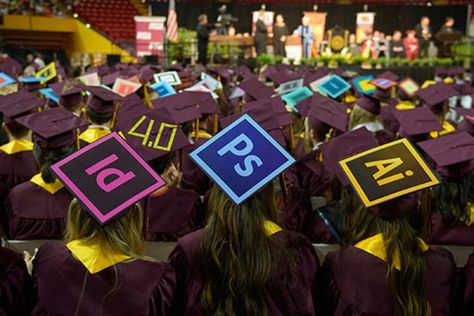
134, 16, 166, 57
151, 3, 468, 39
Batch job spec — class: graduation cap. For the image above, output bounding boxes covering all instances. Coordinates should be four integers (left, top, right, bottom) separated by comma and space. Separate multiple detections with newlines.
102, 72, 121, 87
398, 78, 419, 99
122, 109, 191, 162
152, 91, 201, 124
372, 78, 396, 100
50, 132, 166, 225
51, 81, 84, 107
238, 77, 274, 100
0, 72, 16, 87
0, 97, 43, 123
393, 107, 443, 137
339, 138, 440, 214
435, 67, 447, 78
309, 95, 348, 132
187, 91, 218, 114
356, 94, 381, 115
317, 75, 351, 99
0, 90, 36, 106
18, 76, 46, 91
281, 86, 313, 110
416, 82, 458, 112
303, 68, 330, 86
320, 127, 379, 186
418, 132, 474, 181
16, 107, 88, 149
376, 71, 399, 82
228, 87, 246, 100
85, 86, 122, 115
457, 115, 474, 136
352, 75, 376, 95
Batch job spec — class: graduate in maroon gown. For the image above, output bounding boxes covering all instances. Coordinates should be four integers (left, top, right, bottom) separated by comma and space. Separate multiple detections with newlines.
4, 108, 87, 240
49, 80, 85, 117
31, 201, 176, 315
418, 132, 474, 245
460, 253, 474, 315
0, 94, 41, 215
120, 108, 205, 241
319, 138, 457, 316
0, 246, 33, 315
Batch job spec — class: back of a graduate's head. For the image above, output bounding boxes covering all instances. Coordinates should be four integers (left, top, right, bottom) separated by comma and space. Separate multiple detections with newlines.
348, 105, 378, 130
65, 199, 144, 258
86, 108, 113, 125
2, 121, 30, 139
33, 143, 75, 183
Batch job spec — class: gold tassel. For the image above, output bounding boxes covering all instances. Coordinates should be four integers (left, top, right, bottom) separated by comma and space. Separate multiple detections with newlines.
76, 128, 81, 149
110, 102, 121, 130
144, 84, 153, 109
289, 124, 295, 150
213, 113, 218, 134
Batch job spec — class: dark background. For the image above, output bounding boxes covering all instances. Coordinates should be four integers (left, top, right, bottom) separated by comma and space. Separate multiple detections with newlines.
151, 3, 469, 36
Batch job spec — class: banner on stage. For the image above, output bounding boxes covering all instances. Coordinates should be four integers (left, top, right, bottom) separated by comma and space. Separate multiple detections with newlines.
134, 16, 166, 57
356, 12, 375, 43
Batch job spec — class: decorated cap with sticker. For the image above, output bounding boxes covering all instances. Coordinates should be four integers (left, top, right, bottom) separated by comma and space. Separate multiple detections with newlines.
50, 132, 166, 225
190, 114, 295, 204
85, 86, 123, 115
339, 138, 440, 212
398, 78, 419, 99
372, 78, 397, 90
16, 107, 89, 149
418, 132, 474, 181
320, 127, 379, 186
317, 75, 351, 99
352, 75, 376, 95
121, 108, 191, 162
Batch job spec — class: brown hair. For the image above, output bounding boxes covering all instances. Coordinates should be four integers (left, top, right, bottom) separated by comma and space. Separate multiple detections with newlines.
348, 105, 380, 131
349, 194, 431, 316
199, 184, 280, 316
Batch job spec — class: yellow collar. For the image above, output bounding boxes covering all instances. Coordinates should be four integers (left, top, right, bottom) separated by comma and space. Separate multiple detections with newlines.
263, 220, 282, 236
461, 202, 474, 226
191, 130, 213, 140
430, 121, 456, 139
0, 139, 33, 155
66, 240, 132, 274
79, 127, 111, 144
30, 173, 64, 194
344, 95, 358, 103
355, 233, 429, 270
395, 101, 415, 110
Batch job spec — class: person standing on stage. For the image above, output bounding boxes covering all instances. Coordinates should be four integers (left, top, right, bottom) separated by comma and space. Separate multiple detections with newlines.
403, 30, 419, 60
196, 14, 210, 65
295, 16, 314, 58
273, 14, 289, 57
415, 16, 432, 58
255, 10, 268, 56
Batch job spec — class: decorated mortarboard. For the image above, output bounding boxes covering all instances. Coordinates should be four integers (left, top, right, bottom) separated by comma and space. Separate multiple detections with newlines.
121, 109, 191, 161
376, 71, 399, 82
16, 107, 89, 149
309, 95, 348, 132
228, 87, 246, 100
309, 74, 331, 95
398, 78, 419, 98
38, 88, 59, 103
78, 72, 101, 86
393, 107, 443, 136
371, 78, 397, 90
356, 94, 381, 115
187, 91, 218, 114
281, 86, 313, 111
85, 86, 123, 115
50, 132, 166, 225
418, 132, 474, 180
238, 77, 274, 100
317, 75, 351, 99
154, 71, 182, 86
35, 62, 57, 83
320, 127, 379, 186
191, 114, 295, 204
352, 75, 376, 95
152, 91, 201, 124
149, 81, 176, 98
201, 72, 223, 91
338, 138, 440, 208
112, 78, 142, 97
277, 78, 304, 95
0, 72, 16, 87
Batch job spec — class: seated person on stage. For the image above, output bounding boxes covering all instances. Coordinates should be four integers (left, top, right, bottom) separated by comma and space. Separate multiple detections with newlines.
4, 108, 85, 240
319, 144, 457, 316
0, 246, 33, 315
122, 108, 204, 242
79, 86, 122, 148
30, 199, 176, 315
0, 92, 41, 207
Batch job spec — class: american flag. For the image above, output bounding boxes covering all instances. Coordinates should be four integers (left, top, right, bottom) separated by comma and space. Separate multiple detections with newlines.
166, 0, 178, 42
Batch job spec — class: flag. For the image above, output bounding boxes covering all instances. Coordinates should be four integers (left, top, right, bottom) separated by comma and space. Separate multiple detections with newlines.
166, 0, 178, 42
35, 62, 57, 83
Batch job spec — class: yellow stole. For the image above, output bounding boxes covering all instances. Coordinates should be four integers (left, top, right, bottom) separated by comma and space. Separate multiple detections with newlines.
355, 233, 429, 270
430, 121, 456, 139
191, 130, 213, 140
461, 203, 474, 226
79, 128, 111, 144
0, 139, 33, 155
344, 95, 358, 104
30, 174, 64, 194
263, 220, 282, 236
395, 101, 416, 111
67, 240, 132, 274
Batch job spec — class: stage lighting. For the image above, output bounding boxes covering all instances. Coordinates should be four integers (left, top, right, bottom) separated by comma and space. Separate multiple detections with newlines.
427, 2, 432, 7
73, 13, 78, 18
85, 23, 91, 29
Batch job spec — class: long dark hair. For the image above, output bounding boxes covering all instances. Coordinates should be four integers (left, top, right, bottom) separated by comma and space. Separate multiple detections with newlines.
432, 175, 474, 225
349, 193, 431, 316
199, 184, 279, 316
33, 143, 74, 183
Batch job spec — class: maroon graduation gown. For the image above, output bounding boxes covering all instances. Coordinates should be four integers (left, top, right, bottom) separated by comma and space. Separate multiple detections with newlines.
4, 182, 72, 240
168, 228, 320, 316
319, 246, 457, 316
32, 241, 176, 316
0, 247, 33, 315
142, 187, 204, 242
180, 138, 212, 196
460, 253, 474, 315
426, 212, 474, 246
0, 150, 37, 201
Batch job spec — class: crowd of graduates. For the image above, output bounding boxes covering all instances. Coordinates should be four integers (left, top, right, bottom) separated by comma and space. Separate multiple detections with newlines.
0, 54, 472, 315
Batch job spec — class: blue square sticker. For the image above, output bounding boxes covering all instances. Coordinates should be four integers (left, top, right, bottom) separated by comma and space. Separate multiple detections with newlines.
318, 75, 351, 99
150, 81, 176, 98
282, 86, 313, 111
190, 114, 295, 204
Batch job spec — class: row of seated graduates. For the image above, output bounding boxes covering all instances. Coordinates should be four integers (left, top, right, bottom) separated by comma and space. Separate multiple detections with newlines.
0, 57, 472, 314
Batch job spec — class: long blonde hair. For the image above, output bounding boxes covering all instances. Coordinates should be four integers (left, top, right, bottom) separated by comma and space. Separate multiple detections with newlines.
348, 105, 380, 131
65, 199, 145, 258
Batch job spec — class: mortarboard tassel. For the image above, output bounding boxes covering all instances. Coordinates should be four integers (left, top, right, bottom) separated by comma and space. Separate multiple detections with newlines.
110, 102, 121, 130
